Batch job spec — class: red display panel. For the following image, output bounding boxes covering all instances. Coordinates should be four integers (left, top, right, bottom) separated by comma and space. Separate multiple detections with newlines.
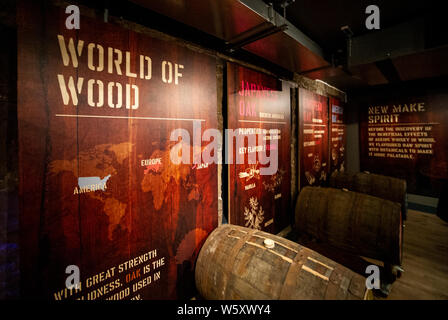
360, 93, 448, 196
227, 63, 291, 234
298, 88, 329, 190
18, 2, 218, 299
330, 97, 346, 174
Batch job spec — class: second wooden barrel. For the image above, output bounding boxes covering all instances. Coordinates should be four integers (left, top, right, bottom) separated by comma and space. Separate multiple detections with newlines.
295, 187, 402, 265
329, 171, 407, 220
195, 224, 372, 300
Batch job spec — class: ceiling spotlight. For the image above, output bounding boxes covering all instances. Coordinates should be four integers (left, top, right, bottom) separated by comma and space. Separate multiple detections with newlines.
340, 25, 354, 37
280, 0, 295, 18
280, 0, 296, 8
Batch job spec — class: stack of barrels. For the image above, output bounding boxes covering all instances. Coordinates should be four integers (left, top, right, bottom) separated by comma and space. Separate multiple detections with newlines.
292, 172, 407, 297
193, 171, 406, 300
329, 171, 407, 220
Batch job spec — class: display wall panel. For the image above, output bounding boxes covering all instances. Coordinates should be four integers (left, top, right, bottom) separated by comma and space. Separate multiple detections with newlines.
330, 97, 346, 174
18, 1, 218, 299
360, 92, 448, 196
227, 63, 291, 234
298, 88, 329, 190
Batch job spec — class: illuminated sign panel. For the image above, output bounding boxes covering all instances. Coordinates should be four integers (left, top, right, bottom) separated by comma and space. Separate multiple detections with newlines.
227, 63, 291, 233
18, 2, 218, 299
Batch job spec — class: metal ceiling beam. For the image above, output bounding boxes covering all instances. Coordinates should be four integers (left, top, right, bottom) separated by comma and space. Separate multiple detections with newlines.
238, 0, 325, 58
226, 23, 288, 52
374, 59, 402, 84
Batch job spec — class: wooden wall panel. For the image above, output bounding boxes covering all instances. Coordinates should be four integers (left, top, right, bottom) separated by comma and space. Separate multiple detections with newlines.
18, 1, 218, 299
227, 63, 291, 234
329, 97, 346, 174
359, 91, 448, 196
298, 88, 329, 190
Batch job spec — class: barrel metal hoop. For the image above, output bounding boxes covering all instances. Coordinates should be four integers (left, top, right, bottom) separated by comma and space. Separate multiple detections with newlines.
222, 227, 257, 299
279, 250, 307, 299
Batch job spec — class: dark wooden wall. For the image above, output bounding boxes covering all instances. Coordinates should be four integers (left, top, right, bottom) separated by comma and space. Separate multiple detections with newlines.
0, 16, 19, 299
227, 63, 291, 234
18, 0, 219, 300
349, 78, 448, 197
298, 88, 329, 190
1, 0, 348, 300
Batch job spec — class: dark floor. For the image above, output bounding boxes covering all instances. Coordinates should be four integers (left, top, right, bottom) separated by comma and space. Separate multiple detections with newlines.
383, 210, 448, 300
287, 209, 448, 300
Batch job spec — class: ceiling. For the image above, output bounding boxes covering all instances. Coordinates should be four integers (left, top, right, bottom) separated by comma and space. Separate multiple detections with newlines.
129, 0, 330, 74
116, 0, 448, 91
263, 0, 448, 90
265, 0, 445, 53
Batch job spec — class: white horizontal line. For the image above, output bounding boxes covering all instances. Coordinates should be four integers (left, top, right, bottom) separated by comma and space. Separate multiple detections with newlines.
304, 123, 326, 126
301, 265, 329, 281
307, 257, 334, 271
55, 114, 206, 122
238, 120, 286, 124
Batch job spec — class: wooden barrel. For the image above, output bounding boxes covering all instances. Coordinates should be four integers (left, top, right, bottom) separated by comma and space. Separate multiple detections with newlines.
329, 171, 407, 220
329, 171, 355, 189
295, 187, 402, 265
195, 224, 372, 300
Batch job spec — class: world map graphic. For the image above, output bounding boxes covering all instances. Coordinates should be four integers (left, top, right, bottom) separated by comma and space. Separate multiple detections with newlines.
49, 142, 199, 241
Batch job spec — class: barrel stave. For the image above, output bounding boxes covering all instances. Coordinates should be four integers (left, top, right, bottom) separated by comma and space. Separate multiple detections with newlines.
195, 224, 370, 300
330, 171, 407, 220
295, 187, 402, 265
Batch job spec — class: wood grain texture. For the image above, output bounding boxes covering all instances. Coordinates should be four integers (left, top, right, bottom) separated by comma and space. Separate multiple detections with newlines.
227, 63, 291, 234
330, 171, 408, 220
359, 91, 448, 197
295, 187, 402, 265
195, 224, 371, 300
329, 97, 346, 175
298, 88, 329, 190
380, 210, 448, 300
289, 209, 448, 300
18, 0, 218, 299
